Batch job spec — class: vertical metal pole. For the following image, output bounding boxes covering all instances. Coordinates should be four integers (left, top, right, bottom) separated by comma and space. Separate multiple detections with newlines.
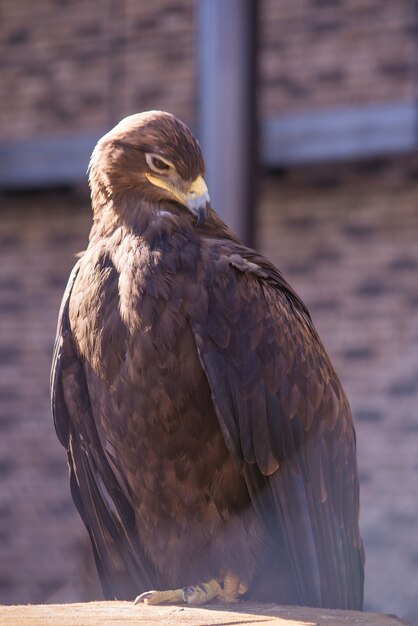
197, 0, 257, 245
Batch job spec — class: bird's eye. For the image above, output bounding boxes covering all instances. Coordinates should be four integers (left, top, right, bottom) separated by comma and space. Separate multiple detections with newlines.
152, 157, 169, 171
146, 153, 171, 174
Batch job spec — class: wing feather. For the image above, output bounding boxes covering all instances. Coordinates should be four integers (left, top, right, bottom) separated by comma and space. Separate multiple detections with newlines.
51, 260, 159, 599
191, 244, 364, 609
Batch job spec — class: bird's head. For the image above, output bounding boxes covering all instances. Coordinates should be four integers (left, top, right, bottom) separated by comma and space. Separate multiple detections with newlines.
88, 110, 211, 226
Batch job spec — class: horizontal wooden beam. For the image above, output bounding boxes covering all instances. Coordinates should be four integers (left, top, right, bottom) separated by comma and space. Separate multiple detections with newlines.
261, 100, 418, 167
0, 600, 407, 626
0, 132, 102, 189
0, 101, 417, 190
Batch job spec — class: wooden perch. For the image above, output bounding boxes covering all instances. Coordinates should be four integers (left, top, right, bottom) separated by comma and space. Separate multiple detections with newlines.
0, 601, 410, 626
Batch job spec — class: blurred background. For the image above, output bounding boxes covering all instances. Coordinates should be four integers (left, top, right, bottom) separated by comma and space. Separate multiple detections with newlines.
0, 0, 418, 621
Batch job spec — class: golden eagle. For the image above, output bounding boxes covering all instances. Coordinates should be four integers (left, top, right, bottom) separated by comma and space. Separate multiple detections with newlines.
51, 111, 364, 608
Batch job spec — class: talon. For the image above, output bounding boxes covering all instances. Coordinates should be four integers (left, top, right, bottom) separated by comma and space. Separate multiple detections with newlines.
182, 586, 196, 602
183, 579, 221, 605
238, 582, 248, 595
134, 590, 159, 605
134, 588, 185, 605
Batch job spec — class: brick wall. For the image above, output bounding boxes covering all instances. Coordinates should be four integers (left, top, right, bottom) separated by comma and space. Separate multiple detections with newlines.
0, 0, 195, 140
259, 0, 417, 116
0, 189, 100, 603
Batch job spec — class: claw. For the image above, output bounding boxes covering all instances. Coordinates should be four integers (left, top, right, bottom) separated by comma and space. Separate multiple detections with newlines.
183, 581, 221, 605
134, 571, 248, 607
134, 589, 184, 605
134, 590, 157, 605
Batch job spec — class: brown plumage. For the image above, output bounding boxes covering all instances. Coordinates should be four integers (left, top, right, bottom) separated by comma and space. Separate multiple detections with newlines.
51, 110, 364, 608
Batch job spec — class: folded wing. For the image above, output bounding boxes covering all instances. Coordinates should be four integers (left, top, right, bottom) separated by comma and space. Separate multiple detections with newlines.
51, 262, 160, 599
191, 245, 364, 609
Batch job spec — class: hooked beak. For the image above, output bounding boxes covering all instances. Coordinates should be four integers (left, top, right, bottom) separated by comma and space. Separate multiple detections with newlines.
145, 173, 211, 226
183, 175, 211, 226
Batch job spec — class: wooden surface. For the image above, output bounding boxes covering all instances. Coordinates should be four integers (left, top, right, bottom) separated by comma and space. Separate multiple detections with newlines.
0, 601, 410, 626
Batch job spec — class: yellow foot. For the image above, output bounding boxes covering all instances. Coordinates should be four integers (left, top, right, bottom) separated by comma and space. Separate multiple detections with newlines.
134, 571, 248, 606
219, 571, 248, 602
182, 579, 222, 605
